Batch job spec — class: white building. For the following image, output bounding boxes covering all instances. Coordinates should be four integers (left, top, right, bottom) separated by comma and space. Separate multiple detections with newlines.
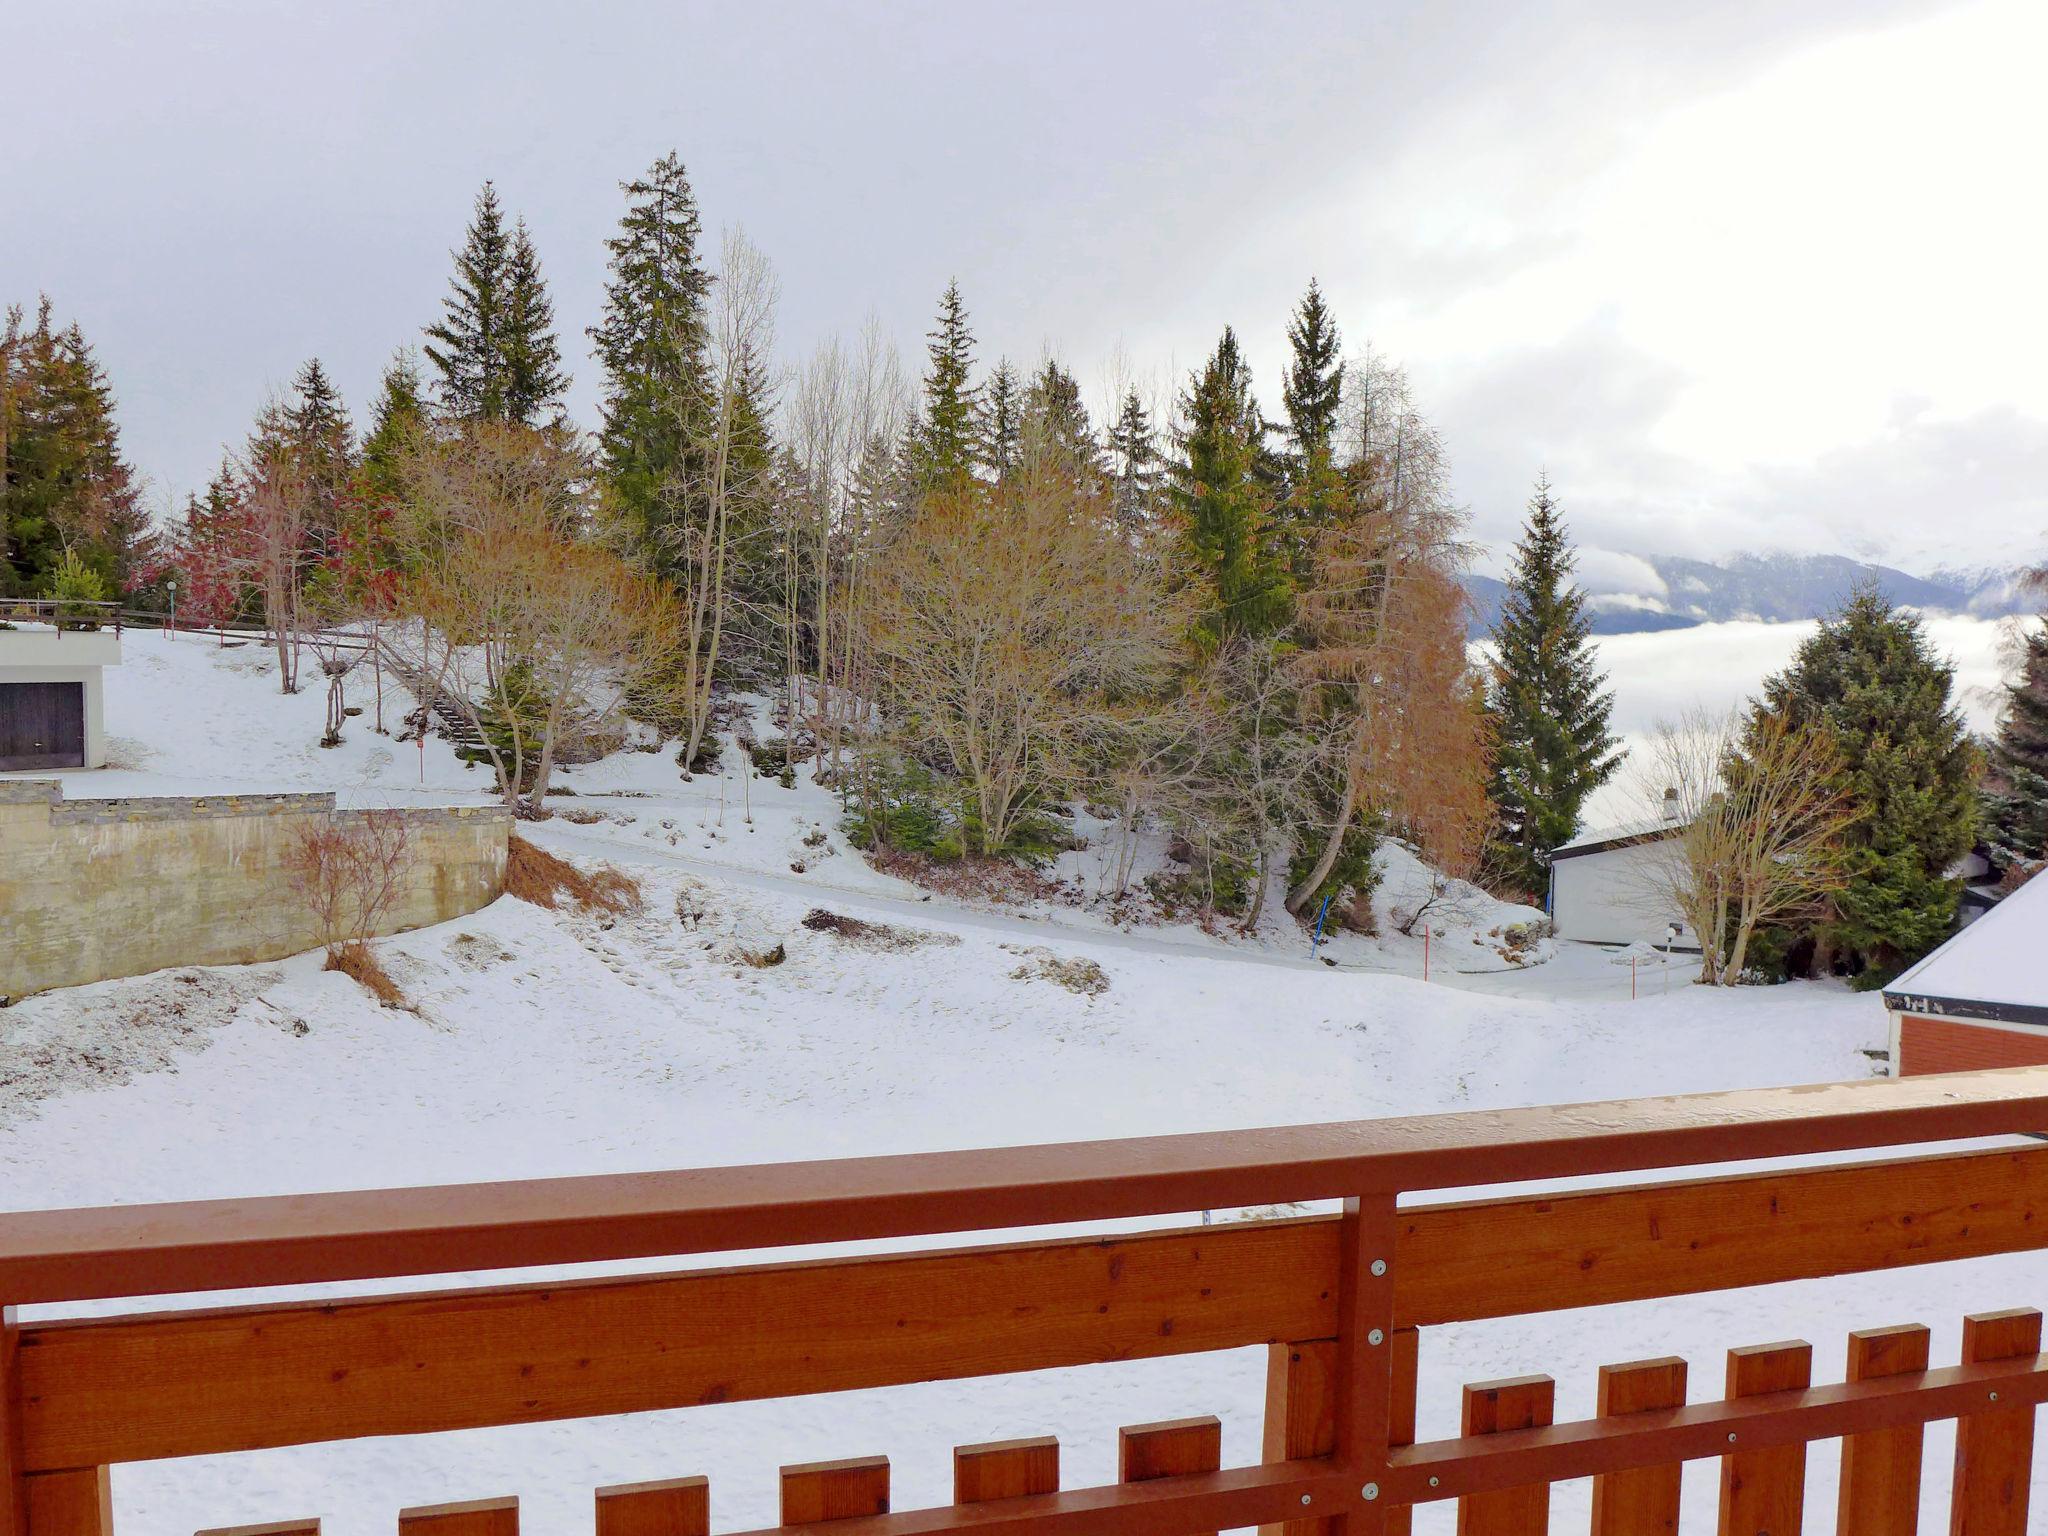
1548, 797, 1694, 948
0, 625, 120, 771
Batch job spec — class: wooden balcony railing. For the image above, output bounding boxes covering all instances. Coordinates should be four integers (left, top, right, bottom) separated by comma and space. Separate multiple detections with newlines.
6, 1068, 2048, 1536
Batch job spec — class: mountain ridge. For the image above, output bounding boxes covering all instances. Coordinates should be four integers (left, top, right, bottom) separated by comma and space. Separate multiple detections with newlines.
1464, 552, 2032, 637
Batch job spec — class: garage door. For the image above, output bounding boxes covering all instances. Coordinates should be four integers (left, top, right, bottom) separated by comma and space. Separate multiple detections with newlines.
0, 680, 86, 770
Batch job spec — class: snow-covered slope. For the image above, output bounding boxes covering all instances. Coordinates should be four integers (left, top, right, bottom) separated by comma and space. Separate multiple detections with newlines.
1, 626, 2024, 1536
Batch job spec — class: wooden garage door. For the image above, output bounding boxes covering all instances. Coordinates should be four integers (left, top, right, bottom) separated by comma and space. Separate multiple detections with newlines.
0, 680, 86, 770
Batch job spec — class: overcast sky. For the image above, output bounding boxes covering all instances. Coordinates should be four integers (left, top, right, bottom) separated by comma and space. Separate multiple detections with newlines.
10, 0, 2044, 573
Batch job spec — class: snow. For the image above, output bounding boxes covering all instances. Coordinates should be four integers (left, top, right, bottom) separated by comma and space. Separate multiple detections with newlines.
1, 626, 2038, 1535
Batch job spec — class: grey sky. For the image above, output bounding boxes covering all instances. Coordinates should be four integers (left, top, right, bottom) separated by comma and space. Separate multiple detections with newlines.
10, 0, 2042, 571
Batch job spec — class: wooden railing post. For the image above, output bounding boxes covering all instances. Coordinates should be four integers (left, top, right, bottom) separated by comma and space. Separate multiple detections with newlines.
1, 1307, 25, 1536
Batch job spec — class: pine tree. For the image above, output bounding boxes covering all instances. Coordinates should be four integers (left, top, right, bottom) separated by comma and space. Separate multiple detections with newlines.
590, 152, 715, 561
907, 280, 977, 491
1170, 327, 1289, 645
502, 216, 569, 425
0, 297, 146, 595
976, 359, 1022, 481
423, 182, 514, 422
1984, 618, 2048, 872
1759, 585, 1979, 982
1280, 278, 1342, 466
1105, 388, 1161, 536
1484, 477, 1622, 896
359, 349, 428, 501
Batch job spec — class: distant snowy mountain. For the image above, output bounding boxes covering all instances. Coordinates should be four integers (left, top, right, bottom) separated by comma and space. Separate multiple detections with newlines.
1465, 553, 2033, 637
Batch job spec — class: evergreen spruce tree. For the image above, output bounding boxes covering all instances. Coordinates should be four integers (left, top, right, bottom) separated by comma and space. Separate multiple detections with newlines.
1280, 278, 1342, 466
1170, 327, 1289, 645
1484, 477, 1622, 896
590, 152, 715, 563
1984, 617, 2048, 872
501, 216, 569, 425
907, 280, 978, 491
360, 349, 428, 502
423, 182, 514, 421
283, 357, 356, 498
1759, 586, 1979, 982
0, 297, 146, 594
1020, 357, 1103, 488
1105, 388, 1161, 536
977, 359, 1022, 481
1276, 279, 1346, 578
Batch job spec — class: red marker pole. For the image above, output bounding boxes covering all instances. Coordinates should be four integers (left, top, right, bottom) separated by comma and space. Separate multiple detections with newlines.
1422, 925, 1430, 982
1632, 956, 1639, 999
418, 732, 425, 784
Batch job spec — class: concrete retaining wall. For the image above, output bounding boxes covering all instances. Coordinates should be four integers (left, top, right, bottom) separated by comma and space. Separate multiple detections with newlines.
0, 781, 509, 999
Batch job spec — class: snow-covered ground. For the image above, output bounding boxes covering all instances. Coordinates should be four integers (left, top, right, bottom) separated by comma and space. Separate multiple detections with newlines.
1, 625, 2037, 1535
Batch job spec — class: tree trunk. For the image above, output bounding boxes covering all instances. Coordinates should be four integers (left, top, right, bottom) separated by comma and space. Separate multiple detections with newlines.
1285, 774, 1360, 914
1242, 844, 1272, 933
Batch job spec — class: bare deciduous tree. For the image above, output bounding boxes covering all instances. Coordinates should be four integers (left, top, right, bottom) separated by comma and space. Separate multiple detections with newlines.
658, 227, 780, 772
1635, 705, 1861, 985
862, 458, 1184, 858
283, 811, 414, 972
396, 422, 686, 815
240, 450, 316, 692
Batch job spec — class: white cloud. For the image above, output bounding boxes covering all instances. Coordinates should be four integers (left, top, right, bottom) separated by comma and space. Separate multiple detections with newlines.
1576, 548, 1670, 600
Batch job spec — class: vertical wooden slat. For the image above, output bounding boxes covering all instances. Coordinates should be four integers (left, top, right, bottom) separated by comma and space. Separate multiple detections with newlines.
594, 1477, 707, 1536
1456, 1375, 1554, 1536
1717, 1341, 1812, 1536
780, 1458, 890, 1524
1950, 1308, 2042, 1536
194, 1523, 319, 1536
397, 1499, 517, 1536
20, 1472, 110, 1536
1387, 1328, 1419, 1536
953, 1438, 1058, 1503
1836, 1324, 1928, 1536
1590, 1356, 1686, 1536
1262, 1339, 1338, 1536
1120, 1417, 1222, 1536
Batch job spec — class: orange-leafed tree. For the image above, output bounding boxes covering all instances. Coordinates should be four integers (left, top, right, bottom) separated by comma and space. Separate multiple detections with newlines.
1285, 459, 1492, 915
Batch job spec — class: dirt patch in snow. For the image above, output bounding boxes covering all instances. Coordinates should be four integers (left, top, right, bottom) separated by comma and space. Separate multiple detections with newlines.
0, 965, 281, 1122
1003, 945, 1110, 997
799, 908, 959, 952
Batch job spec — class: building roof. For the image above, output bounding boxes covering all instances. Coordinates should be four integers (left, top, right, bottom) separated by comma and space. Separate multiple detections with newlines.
1883, 870, 2048, 1026
1551, 813, 1686, 862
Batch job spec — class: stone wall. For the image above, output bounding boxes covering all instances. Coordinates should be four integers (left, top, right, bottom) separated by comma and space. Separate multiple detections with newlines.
0, 781, 509, 999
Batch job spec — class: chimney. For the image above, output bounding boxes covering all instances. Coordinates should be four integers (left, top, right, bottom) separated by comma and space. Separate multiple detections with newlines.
1662, 786, 1680, 823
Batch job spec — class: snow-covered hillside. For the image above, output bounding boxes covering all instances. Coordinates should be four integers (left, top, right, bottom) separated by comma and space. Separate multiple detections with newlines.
1, 626, 2030, 1536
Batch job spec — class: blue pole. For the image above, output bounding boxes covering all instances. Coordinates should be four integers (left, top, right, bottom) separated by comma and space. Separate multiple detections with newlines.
1311, 893, 1333, 959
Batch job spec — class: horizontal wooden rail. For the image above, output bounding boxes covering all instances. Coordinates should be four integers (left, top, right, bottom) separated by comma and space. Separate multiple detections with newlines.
1382, 1351, 2048, 1504
3, 1069, 2046, 1306
721, 1460, 1360, 1536
18, 1142, 2048, 1469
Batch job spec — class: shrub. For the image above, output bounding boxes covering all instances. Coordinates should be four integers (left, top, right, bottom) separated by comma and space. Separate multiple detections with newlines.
283, 812, 416, 1007
46, 550, 112, 630
844, 754, 965, 860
